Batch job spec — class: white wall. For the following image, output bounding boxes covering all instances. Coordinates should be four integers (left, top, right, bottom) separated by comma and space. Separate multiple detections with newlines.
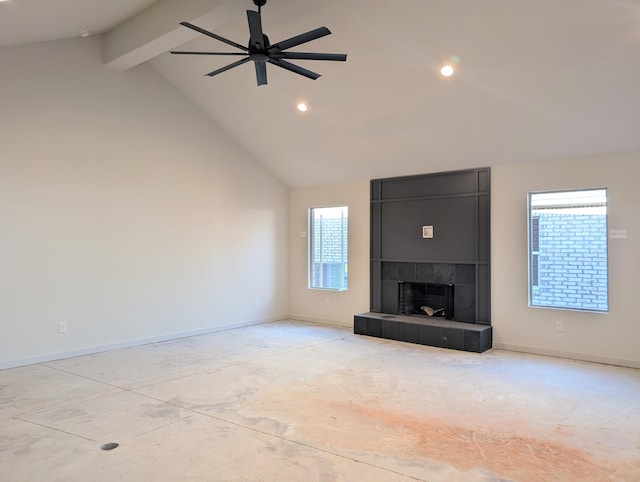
288, 181, 370, 326
0, 37, 288, 368
492, 153, 640, 368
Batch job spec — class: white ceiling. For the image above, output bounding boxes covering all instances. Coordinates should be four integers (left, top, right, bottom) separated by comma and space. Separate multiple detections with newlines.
2, 0, 640, 187
0, 0, 159, 47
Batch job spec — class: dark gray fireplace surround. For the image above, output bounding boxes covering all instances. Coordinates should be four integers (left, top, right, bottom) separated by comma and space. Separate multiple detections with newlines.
355, 168, 492, 353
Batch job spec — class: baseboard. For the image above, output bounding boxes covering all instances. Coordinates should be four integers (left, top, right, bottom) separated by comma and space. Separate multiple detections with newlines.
493, 342, 640, 369
287, 314, 352, 328
0, 315, 288, 370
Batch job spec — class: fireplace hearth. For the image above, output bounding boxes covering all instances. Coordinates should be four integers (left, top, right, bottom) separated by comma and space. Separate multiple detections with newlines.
399, 281, 454, 320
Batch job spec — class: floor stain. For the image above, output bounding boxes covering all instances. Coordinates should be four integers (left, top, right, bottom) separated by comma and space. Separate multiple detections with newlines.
256, 387, 638, 482
353, 404, 634, 482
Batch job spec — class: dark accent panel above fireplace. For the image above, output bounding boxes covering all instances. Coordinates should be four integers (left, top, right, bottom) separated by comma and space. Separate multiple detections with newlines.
377, 170, 477, 199
381, 196, 477, 261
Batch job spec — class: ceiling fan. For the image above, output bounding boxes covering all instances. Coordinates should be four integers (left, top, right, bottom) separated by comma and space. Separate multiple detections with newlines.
170, 0, 347, 86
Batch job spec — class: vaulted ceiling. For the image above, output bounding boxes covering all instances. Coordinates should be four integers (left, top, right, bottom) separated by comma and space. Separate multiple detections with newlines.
2, 0, 640, 186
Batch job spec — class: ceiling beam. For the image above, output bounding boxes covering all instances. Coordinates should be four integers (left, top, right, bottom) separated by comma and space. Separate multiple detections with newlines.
104, 0, 237, 71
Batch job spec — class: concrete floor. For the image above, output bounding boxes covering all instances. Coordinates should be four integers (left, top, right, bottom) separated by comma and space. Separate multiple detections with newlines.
1, 320, 639, 482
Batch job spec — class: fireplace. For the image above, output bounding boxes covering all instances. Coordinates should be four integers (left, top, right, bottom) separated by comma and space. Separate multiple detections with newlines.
398, 281, 454, 320
356, 168, 492, 352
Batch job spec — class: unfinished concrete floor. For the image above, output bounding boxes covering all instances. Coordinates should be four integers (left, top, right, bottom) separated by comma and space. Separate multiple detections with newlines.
1, 320, 639, 481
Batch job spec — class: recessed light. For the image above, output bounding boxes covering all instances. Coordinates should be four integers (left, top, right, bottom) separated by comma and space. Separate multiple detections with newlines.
440, 64, 454, 77
79, 30, 91, 38
297, 103, 308, 112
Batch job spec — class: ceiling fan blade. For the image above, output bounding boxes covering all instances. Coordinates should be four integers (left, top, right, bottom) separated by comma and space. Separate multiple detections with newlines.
269, 59, 320, 80
255, 62, 267, 86
171, 51, 248, 56
247, 10, 265, 51
268, 27, 331, 52
272, 52, 347, 61
180, 21, 248, 52
206, 57, 251, 77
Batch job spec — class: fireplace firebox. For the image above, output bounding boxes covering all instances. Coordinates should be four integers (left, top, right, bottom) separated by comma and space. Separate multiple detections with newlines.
398, 281, 454, 320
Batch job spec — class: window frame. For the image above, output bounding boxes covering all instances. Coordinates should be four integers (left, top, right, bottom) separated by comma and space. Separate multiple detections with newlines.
308, 205, 349, 291
527, 188, 609, 313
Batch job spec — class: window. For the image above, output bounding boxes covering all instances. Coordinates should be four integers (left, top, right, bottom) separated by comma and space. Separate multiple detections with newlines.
528, 189, 608, 312
309, 206, 348, 290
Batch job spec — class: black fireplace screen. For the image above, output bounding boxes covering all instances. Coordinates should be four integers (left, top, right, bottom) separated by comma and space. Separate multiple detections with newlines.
398, 281, 455, 320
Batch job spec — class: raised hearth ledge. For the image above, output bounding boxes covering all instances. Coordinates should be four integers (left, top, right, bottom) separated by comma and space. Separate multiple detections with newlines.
354, 312, 492, 353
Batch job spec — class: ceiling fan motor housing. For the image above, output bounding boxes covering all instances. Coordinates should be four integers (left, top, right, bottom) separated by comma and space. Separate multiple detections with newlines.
250, 34, 270, 54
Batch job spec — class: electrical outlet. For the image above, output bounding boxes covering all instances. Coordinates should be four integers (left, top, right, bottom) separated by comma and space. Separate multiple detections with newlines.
253, 297, 260, 308
556, 321, 564, 332
58, 322, 67, 333
325, 298, 330, 306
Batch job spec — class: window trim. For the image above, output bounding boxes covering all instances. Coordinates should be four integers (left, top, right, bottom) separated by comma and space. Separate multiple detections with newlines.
308, 205, 349, 291
527, 188, 609, 313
